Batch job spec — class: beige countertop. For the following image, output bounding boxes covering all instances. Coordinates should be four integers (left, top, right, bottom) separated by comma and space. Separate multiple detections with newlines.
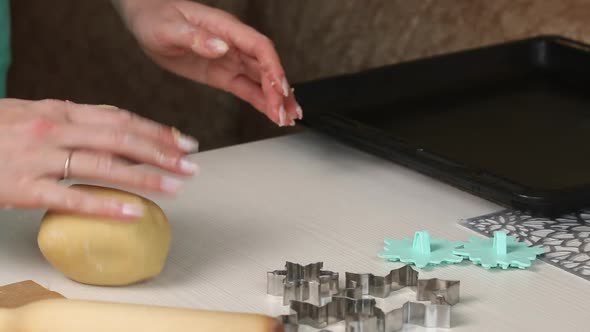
0, 131, 587, 331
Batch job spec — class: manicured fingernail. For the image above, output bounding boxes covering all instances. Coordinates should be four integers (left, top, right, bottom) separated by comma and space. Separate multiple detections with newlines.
295, 104, 303, 119
172, 127, 199, 152
161, 176, 184, 193
278, 105, 287, 126
206, 38, 229, 55
180, 158, 199, 174
178, 135, 199, 152
282, 78, 290, 97
121, 203, 144, 217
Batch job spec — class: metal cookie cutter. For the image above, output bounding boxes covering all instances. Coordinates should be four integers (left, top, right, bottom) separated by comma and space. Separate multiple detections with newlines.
344, 265, 419, 298
281, 296, 377, 330
416, 278, 460, 305
345, 297, 454, 332
342, 270, 459, 331
273, 263, 460, 332
281, 281, 458, 331
267, 262, 340, 306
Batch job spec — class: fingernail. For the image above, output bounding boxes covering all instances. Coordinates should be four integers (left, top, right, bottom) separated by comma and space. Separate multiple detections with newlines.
281, 78, 290, 97
278, 105, 287, 126
206, 38, 229, 55
161, 176, 184, 193
180, 158, 199, 174
121, 203, 144, 217
295, 104, 303, 120
172, 127, 199, 152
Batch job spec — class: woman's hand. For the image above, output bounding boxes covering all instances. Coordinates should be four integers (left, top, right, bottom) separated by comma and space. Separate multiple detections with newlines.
0, 98, 199, 219
113, 0, 302, 127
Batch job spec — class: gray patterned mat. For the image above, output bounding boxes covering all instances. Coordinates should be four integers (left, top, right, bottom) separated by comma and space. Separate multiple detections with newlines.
460, 209, 590, 280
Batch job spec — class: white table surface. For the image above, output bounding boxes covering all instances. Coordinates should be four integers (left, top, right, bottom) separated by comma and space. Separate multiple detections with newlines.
0, 131, 588, 331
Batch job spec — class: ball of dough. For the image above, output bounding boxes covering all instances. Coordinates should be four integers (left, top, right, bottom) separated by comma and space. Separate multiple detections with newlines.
37, 185, 171, 286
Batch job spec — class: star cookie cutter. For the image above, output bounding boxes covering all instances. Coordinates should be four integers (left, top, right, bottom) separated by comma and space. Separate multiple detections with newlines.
267, 262, 340, 305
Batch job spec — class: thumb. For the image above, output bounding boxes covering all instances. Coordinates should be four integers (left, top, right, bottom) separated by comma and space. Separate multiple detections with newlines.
190, 28, 230, 59
155, 19, 229, 59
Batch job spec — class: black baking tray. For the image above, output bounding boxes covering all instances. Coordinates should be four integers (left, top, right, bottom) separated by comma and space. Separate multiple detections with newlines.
294, 35, 590, 217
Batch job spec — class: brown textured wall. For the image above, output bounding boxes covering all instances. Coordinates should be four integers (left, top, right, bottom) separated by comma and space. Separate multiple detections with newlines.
8, 0, 590, 150
260, 0, 590, 83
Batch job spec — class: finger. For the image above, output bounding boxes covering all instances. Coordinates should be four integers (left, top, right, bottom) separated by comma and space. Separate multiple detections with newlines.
207, 27, 290, 125
190, 29, 230, 59
261, 72, 288, 126
54, 126, 199, 175
28, 99, 70, 121
155, 17, 229, 59
66, 104, 199, 153
225, 75, 267, 115
65, 151, 187, 195
204, 48, 262, 85
284, 83, 303, 122
0, 98, 30, 108
178, 2, 289, 97
210, 48, 259, 83
206, 61, 282, 124
283, 90, 300, 125
224, 24, 288, 97
206, 50, 283, 124
236, 53, 291, 124
25, 180, 145, 220
240, 54, 303, 120
237, 52, 262, 83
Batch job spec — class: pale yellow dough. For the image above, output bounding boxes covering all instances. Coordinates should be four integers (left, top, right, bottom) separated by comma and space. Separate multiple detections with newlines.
37, 185, 171, 286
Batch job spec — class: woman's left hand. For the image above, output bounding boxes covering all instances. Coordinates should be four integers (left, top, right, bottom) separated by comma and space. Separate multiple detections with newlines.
113, 0, 302, 127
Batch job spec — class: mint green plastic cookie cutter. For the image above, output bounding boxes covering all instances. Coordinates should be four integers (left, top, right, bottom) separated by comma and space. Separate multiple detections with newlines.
453, 231, 546, 269
378, 230, 464, 268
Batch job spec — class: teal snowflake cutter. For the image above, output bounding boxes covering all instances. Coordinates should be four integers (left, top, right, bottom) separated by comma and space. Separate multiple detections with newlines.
378, 230, 464, 268
453, 231, 546, 269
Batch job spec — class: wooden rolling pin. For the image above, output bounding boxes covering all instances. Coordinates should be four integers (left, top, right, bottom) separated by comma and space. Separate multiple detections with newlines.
0, 298, 283, 332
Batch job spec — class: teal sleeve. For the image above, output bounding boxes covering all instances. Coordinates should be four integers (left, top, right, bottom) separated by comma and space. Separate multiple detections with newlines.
0, 0, 10, 98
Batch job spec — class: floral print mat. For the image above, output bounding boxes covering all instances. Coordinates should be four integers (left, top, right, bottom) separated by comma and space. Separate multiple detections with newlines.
460, 209, 590, 281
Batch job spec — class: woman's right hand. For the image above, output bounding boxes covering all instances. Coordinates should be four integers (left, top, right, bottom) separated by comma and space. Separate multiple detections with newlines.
0, 98, 199, 220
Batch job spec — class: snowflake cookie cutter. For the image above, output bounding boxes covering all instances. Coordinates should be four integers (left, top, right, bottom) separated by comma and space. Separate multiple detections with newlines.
279, 279, 458, 331
453, 231, 546, 269
344, 265, 419, 298
267, 262, 340, 305
271, 262, 460, 331
378, 230, 464, 268
416, 278, 460, 305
